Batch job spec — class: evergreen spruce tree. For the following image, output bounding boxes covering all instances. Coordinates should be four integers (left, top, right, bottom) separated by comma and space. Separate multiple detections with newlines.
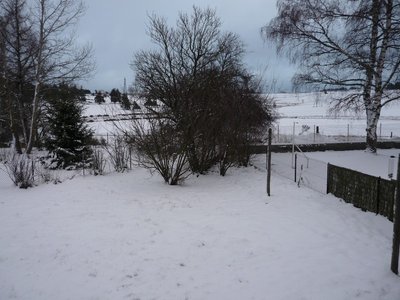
94, 91, 105, 104
121, 93, 131, 110
45, 85, 93, 169
110, 88, 121, 103
131, 101, 140, 110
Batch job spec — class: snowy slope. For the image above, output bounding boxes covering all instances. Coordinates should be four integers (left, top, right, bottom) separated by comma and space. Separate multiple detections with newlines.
272, 91, 400, 138
0, 156, 399, 300
82, 91, 400, 139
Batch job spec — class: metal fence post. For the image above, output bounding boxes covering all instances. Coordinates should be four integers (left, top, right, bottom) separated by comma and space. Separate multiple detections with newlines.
326, 163, 331, 194
391, 154, 400, 274
277, 125, 280, 143
267, 128, 272, 196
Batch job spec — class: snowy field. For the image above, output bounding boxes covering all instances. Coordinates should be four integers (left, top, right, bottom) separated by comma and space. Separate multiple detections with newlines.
273, 92, 400, 141
82, 91, 400, 141
1, 156, 399, 300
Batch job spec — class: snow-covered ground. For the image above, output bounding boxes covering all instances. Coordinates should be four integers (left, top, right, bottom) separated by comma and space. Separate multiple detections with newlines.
270, 149, 399, 194
273, 149, 400, 180
0, 156, 399, 300
272, 92, 400, 140
306, 149, 400, 179
0, 91, 399, 299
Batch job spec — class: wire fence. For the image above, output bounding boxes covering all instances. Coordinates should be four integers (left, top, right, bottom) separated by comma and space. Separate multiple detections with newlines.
271, 151, 328, 194
296, 153, 328, 193
271, 122, 399, 144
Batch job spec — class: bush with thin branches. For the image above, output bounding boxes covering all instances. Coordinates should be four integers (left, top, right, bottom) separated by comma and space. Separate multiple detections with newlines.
1, 154, 36, 188
103, 137, 130, 173
91, 147, 107, 175
126, 118, 191, 185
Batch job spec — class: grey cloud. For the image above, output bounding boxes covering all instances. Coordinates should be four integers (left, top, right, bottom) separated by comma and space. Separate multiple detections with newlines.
77, 0, 295, 92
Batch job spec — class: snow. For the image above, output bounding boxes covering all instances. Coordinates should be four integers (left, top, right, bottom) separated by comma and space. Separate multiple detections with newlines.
82, 91, 400, 141
1, 91, 399, 299
272, 91, 400, 139
305, 149, 400, 179
1, 156, 399, 299
273, 149, 400, 180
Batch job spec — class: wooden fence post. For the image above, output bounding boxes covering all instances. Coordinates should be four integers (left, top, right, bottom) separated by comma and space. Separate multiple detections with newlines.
391, 154, 400, 274
294, 153, 297, 183
267, 128, 272, 197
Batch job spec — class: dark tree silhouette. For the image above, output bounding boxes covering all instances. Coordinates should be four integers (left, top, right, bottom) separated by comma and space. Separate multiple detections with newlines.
130, 6, 274, 179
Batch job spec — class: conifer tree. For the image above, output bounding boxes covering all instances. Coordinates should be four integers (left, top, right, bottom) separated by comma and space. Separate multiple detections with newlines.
131, 101, 140, 110
121, 93, 130, 110
110, 88, 121, 103
94, 91, 105, 104
45, 85, 93, 168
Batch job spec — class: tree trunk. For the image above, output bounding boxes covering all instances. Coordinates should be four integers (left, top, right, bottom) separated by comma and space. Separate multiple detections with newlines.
26, 0, 45, 154
26, 81, 40, 154
12, 132, 22, 154
366, 125, 377, 153
365, 98, 381, 153
8, 101, 22, 154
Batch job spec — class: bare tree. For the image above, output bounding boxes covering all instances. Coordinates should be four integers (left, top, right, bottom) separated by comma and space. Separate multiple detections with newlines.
263, 0, 400, 152
0, 0, 36, 153
0, 16, 8, 143
27, 0, 94, 153
132, 6, 273, 176
0, 0, 94, 154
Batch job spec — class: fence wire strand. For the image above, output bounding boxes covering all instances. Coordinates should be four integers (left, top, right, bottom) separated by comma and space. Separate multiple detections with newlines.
271, 152, 328, 194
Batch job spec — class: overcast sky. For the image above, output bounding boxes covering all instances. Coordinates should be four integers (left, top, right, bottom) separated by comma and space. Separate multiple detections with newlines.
76, 0, 295, 92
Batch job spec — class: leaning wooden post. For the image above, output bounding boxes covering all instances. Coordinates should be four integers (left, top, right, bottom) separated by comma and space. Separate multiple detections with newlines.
391, 154, 400, 274
267, 128, 272, 196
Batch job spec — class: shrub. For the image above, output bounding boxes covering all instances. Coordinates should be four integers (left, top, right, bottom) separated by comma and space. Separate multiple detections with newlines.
127, 118, 191, 185
2, 154, 35, 188
92, 147, 107, 175
103, 136, 130, 173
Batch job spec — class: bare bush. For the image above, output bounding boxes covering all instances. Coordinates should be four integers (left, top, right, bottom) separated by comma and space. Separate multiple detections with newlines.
92, 147, 107, 175
103, 137, 130, 173
126, 118, 191, 185
132, 6, 274, 176
36, 164, 61, 184
2, 154, 35, 188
